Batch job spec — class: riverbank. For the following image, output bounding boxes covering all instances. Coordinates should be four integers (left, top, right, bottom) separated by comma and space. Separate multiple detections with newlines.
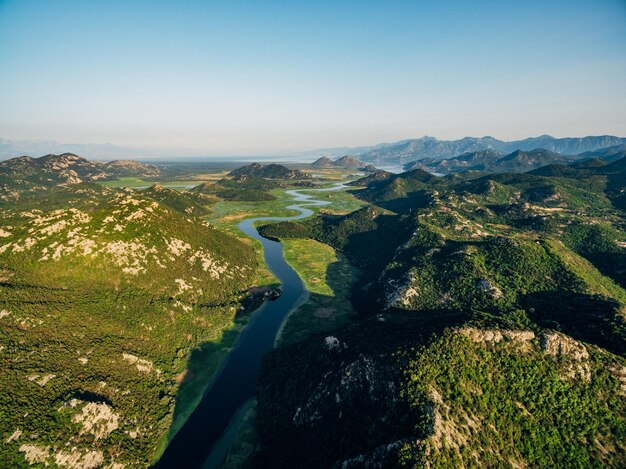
217, 241, 359, 468
213, 191, 363, 468
154, 180, 361, 468
276, 238, 358, 346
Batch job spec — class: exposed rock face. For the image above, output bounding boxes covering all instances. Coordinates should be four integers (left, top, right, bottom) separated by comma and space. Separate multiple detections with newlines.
540, 332, 589, 360
54, 449, 104, 469
70, 400, 120, 440
122, 353, 161, 374
540, 332, 591, 381
385, 274, 419, 309
459, 327, 535, 344
477, 279, 503, 298
18, 444, 50, 465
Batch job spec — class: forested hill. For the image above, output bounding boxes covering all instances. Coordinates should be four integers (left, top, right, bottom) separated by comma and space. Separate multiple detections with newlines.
255, 155, 626, 467
228, 162, 312, 180
0, 178, 259, 466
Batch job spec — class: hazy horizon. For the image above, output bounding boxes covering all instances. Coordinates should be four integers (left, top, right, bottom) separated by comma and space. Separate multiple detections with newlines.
1, 0, 625, 154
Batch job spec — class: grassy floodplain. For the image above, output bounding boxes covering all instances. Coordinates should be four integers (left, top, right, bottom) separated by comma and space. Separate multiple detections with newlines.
277, 238, 358, 345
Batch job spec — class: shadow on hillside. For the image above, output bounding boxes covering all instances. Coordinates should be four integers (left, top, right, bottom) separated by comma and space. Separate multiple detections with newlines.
278, 258, 357, 346
583, 251, 626, 291
372, 189, 432, 214
314, 212, 414, 314
521, 291, 626, 357
155, 282, 281, 466
157, 327, 242, 460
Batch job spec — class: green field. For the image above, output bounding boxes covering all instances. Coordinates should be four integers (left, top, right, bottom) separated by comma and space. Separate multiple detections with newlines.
277, 238, 358, 345
208, 184, 365, 235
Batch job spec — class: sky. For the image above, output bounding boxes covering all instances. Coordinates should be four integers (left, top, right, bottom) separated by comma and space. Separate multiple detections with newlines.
0, 0, 625, 155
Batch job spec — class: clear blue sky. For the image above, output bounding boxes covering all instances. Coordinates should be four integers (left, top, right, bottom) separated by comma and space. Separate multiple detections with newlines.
0, 0, 625, 154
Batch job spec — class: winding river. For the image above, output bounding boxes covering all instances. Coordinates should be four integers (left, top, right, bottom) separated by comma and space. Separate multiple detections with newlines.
155, 181, 353, 469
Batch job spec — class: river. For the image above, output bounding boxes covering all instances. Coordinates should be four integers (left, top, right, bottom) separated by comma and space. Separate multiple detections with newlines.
154, 181, 353, 468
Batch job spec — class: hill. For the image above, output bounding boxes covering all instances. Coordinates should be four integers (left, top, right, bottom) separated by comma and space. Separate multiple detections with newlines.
102, 159, 160, 178
311, 155, 376, 171
0, 182, 260, 466
310, 156, 334, 167
228, 163, 312, 180
190, 175, 280, 202
0, 153, 108, 187
253, 155, 626, 467
333, 155, 369, 169
347, 169, 394, 187
0, 153, 162, 204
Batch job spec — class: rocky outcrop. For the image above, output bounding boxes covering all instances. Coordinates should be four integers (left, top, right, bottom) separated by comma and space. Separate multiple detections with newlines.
540, 332, 591, 382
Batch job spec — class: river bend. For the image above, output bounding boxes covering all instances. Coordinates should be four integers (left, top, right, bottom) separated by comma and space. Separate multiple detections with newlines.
155, 181, 351, 468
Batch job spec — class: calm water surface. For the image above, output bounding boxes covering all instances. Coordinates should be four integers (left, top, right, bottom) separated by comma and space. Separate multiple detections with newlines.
155, 182, 351, 468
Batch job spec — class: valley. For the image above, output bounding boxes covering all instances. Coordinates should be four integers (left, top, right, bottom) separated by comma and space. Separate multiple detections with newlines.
4, 2, 626, 467
0, 155, 366, 467
2, 150, 626, 468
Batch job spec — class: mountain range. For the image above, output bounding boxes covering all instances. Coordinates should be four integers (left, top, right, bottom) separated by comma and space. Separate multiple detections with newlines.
404, 145, 626, 175
357, 135, 626, 165
3, 135, 625, 164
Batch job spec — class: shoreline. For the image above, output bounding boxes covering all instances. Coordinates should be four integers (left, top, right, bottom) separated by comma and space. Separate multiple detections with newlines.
153, 181, 353, 467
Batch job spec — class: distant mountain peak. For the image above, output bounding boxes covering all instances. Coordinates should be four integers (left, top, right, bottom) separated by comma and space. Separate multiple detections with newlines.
311, 154, 375, 171
311, 156, 334, 167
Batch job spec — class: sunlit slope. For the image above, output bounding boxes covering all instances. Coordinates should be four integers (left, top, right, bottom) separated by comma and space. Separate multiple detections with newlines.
253, 157, 626, 467
0, 185, 257, 467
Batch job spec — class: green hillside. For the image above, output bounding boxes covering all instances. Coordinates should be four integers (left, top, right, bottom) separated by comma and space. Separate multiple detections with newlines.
253, 156, 626, 467
0, 184, 259, 467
